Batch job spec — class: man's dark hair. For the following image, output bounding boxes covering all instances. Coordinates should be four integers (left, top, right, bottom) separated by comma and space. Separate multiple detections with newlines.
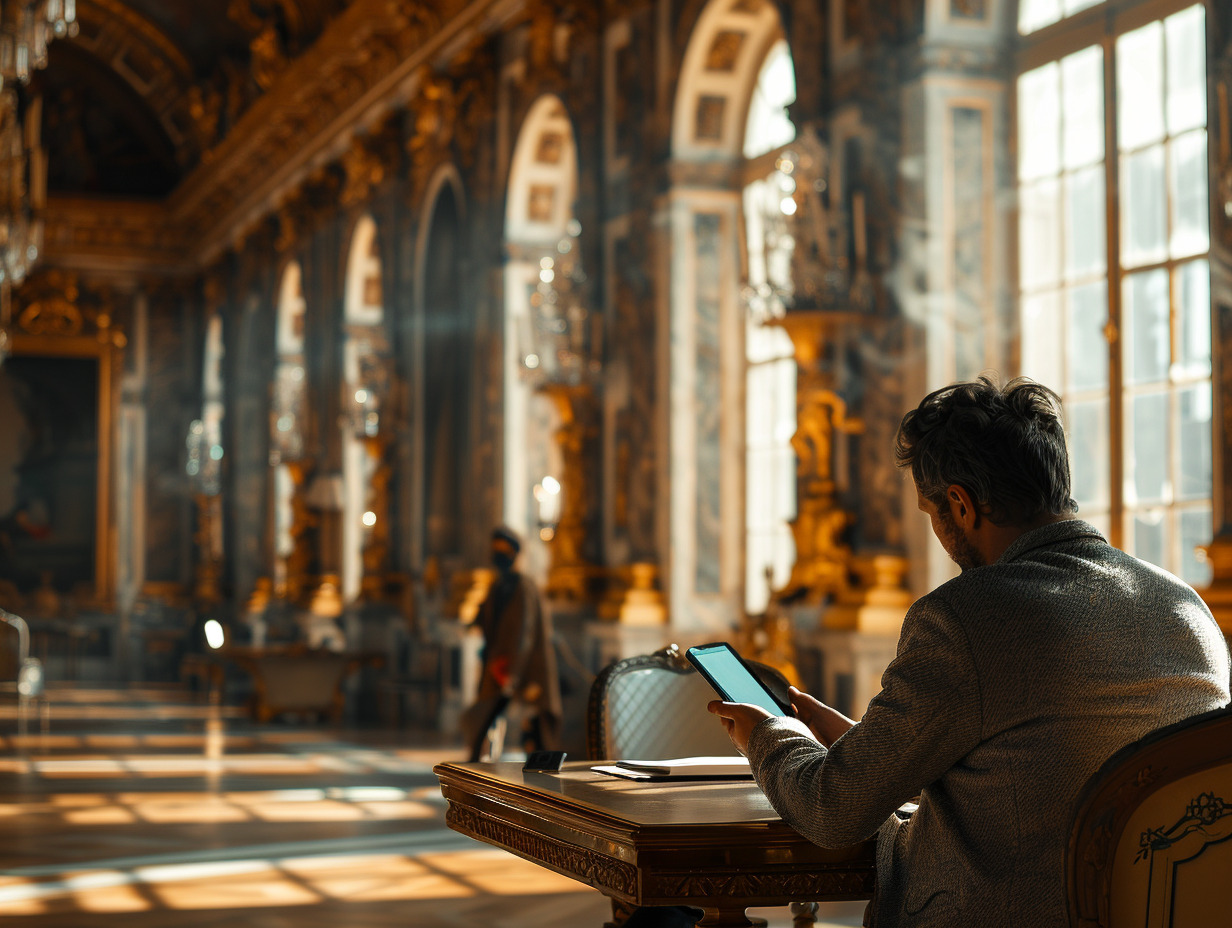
895, 375, 1078, 526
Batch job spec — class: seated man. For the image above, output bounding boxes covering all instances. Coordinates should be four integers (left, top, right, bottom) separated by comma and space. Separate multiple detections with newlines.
710, 376, 1231, 927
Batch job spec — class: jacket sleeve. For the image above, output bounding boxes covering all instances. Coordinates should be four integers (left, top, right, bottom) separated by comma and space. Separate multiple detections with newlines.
746, 593, 982, 847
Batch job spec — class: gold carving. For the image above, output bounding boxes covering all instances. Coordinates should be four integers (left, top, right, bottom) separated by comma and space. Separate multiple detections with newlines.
537, 382, 596, 602
340, 138, 387, 207
445, 568, 496, 624
770, 312, 865, 604
359, 435, 394, 600
644, 866, 873, 900
598, 563, 667, 625
444, 804, 639, 898
18, 298, 83, 337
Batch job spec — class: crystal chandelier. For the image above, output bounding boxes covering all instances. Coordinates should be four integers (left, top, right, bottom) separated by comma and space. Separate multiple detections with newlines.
0, 0, 77, 85
0, 1, 76, 363
519, 218, 599, 386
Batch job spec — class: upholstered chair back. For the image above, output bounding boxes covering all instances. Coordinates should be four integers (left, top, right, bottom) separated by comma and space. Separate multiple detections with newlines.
1068, 706, 1232, 928
586, 643, 792, 761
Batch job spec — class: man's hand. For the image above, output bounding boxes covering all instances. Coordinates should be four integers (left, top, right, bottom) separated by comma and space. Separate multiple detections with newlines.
789, 686, 856, 747
706, 701, 774, 755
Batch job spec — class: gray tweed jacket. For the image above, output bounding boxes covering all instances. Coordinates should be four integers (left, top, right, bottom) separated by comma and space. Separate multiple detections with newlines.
747, 519, 1231, 927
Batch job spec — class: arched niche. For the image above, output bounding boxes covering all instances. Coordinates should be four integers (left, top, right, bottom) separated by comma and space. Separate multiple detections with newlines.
340, 214, 389, 604
271, 261, 307, 599
668, 0, 797, 627
418, 180, 469, 570
503, 94, 579, 581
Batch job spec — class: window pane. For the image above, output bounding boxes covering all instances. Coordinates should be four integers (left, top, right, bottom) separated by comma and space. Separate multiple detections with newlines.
1117, 22, 1164, 151
743, 40, 796, 159
1068, 398, 1109, 509
1020, 178, 1060, 290
1178, 383, 1212, 500
773, 357, 796, 444
1019, 0, 1061, 35
1068, 282, 1107, 392
1132, 509, 1166, 568
747, 448, 774, 527
1062, 46, 1104, 169
775, 444, 797, 520
747, 364, 774, 445
1179, 507, 1212, 586
1169, 130, 1209, 259
1177, 259, 1211, 378
1018, 64, 1059, 181
1165, 5, 1207, 136
1022, 291, 1063, 388
1129, 391, 1169, 503
1120, 144, 1167, 267
1065, 164, 1106, 279
1123, 269, 1170, 385
1063, 0, 1102, 15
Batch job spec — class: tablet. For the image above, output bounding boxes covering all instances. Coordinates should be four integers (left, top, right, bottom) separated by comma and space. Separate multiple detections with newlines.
685, 642, 793, 717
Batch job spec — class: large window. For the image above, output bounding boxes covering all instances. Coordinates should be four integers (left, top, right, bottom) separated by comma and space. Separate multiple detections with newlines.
742, 39, 797, 612
1017, 2, 1212, 584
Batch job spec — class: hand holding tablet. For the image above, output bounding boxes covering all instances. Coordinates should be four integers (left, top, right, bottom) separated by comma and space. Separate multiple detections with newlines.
685, 642, 794, 717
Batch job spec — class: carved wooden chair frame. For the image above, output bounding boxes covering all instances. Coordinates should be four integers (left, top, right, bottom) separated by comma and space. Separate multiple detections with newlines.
1067, 706, 1232, 928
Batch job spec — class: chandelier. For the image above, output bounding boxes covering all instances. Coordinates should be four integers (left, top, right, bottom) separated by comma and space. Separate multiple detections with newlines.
1, 1, 77, 86
518, 218, 599, 386
0, 0, 76, 362
741, 127, 872, 319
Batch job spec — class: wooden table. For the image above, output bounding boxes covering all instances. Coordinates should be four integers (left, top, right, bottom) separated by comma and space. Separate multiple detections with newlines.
434, 761, 875, 927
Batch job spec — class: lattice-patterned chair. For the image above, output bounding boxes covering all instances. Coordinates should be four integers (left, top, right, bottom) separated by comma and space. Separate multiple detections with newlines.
588, 643, 820, 928
1067, 705, 1232, 928
586, 642, 792, 762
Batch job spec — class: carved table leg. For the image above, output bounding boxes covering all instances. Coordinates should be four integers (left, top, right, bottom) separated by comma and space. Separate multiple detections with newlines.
606, 898, 638, 928
791, 901, 819, 927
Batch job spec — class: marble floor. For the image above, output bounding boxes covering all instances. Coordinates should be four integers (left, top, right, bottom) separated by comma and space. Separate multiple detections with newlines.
0, 684, 867, 928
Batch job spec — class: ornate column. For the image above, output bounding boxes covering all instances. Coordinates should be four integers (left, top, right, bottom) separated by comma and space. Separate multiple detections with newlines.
536, 381, 596, 601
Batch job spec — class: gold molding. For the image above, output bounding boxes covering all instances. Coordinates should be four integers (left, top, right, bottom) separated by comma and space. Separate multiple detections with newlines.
166, 0, 488, 266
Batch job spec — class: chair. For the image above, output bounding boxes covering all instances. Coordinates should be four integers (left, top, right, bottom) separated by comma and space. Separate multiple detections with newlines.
1067, 705, 1232, 928
587, 643, 819, 928
586, 642, 792, 762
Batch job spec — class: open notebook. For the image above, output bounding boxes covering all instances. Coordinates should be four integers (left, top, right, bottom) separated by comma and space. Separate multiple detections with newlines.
591, 756, 753, 781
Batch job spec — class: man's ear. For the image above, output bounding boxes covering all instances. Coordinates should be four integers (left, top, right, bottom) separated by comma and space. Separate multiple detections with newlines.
946, 484, 980, 529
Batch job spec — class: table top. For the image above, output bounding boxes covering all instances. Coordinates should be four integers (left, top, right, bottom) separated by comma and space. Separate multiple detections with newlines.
434, 760, 876, 912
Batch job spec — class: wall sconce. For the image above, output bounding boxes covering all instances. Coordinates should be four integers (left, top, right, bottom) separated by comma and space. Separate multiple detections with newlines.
533, 475, 561, 540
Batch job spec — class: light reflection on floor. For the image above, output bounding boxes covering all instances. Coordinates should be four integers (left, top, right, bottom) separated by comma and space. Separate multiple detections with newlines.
1, 684, 866, 928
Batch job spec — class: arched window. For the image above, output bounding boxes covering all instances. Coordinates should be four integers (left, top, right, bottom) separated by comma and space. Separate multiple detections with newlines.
669, 0, 799, 625
341, 215, 389, 602
504, 95, 579, 580
742, 39, 798, 613
191, 314, 226, 499
1016, 1, 1212, 584
271, 262, 306, 597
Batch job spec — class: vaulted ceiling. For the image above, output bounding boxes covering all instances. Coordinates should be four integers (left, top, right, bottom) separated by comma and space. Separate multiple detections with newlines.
36, 0, 355, 199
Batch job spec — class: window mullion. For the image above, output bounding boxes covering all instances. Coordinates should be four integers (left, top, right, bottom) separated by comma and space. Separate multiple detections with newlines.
1103, 30, 1125, 549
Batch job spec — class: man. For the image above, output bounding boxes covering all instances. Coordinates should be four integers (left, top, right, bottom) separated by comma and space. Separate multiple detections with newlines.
464, 526, 562, 761
709, 376, 1231, 926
